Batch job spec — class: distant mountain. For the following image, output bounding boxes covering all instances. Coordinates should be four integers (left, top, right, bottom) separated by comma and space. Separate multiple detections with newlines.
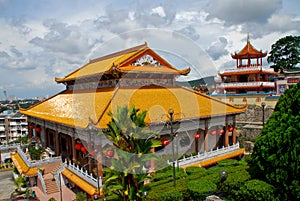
176, 76, 215, 88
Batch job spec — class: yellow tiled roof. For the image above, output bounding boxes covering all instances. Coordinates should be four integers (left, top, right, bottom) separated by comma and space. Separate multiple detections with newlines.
55, 43, 189, 83
61, 168, 98, 196
20, 86, 246, 129
11, 152, 37, 177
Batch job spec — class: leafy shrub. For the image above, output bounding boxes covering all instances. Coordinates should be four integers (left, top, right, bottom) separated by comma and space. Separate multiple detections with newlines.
187, 179, 217, 201
185, 166, 207, 175
233, 179, 279, 201
147, 181, 186, 201
217, 159, 241, 167
221, 169, 251, 200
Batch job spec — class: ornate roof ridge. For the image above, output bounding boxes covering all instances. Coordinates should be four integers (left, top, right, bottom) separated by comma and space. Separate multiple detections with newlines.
89, 43, 148, 64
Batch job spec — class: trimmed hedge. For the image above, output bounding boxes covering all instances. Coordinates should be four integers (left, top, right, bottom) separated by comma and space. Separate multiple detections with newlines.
187, 179, 217, 201
233, 179, 279, 201
145, 159, 281, 201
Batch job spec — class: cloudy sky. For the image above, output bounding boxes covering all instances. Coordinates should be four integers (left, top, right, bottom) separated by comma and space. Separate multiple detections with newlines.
0, 0, 299, 98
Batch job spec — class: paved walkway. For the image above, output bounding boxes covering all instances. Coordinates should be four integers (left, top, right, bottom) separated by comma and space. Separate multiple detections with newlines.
0, 169, 15, 201
31, 186, 75, 201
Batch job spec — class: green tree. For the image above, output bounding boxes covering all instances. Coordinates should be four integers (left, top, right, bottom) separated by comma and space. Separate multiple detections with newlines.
267, 35, 300, 72
251, 82, 300, 200
103, 105, 161, 201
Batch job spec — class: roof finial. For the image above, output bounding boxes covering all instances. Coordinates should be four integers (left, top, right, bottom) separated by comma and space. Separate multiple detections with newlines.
247, 33, 250, 43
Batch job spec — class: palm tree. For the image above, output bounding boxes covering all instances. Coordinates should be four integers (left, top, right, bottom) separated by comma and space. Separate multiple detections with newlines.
103, 105, 161, 201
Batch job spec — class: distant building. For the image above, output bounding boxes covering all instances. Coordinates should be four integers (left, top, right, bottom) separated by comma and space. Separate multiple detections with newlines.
215, 35, 277, 94
0, 111, 28, 144
275, 69, 300, 95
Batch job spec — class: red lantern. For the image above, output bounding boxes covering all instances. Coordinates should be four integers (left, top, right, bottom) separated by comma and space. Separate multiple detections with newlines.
210, 130, 217, 136
81, 146, 87, 154
228, 126, 234, 132
75, 143, 82, 151
218, 129, 224, 135
105, 150, 114, 157
194, 133, 201, 139
35, 127, 41, 133
161, 139, 169, 146
29, 124, 34, 129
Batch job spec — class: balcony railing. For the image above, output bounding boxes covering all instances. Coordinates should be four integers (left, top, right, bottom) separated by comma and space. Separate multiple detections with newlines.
64, 160, 103, 188
216, 81, 275, 88
0, 143, 20, 151
17, 146, 62, 168
219, 66, 275, 74
37, 169, 48, 195
169, 143, 241, 167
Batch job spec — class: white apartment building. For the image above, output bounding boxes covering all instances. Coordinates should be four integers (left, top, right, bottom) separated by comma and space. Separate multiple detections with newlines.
0, 111, 28, 144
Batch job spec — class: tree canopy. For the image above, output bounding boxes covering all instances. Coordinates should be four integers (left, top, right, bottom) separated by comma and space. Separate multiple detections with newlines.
267, 35, 300, 72
251, 82, 300, 200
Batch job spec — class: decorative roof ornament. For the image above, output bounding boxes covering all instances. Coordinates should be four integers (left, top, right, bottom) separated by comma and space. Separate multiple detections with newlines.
131, 54, 162, 66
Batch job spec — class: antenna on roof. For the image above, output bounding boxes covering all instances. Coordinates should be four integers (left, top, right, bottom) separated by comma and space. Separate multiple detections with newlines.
247, 33, 250, 43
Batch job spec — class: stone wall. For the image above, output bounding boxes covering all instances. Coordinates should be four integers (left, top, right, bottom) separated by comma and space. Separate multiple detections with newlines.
235, 104, 275, 152
236, 104, 274, 123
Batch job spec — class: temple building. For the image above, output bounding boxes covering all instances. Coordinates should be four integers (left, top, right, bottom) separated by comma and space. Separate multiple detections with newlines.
215, 35, 278, 94
12, 43, 246, 199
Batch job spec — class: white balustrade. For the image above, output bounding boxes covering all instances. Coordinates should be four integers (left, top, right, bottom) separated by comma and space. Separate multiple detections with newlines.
171, 143, 241, 167
217, 82, 275, 88
16, 146, 62, 168
219, 66, 275, 74
65, 161, 103, 188
37, 169, 48, 195
0, 143, 20, 151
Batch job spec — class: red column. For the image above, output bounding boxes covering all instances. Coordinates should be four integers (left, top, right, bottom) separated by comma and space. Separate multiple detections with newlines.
204, 120, 209, 152
232, 116, 237, 144
224, 128, 229, 147
71, 136, 76, 162
55, 130, 60, 156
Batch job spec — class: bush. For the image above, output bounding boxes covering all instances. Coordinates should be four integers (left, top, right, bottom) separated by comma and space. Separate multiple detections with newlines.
147, 183, 185, 201
217, 159, 241, 167
233, 179, 279, 201
185, 166, 207, 175
187, 179, 217, 201
222, 169, 251, 192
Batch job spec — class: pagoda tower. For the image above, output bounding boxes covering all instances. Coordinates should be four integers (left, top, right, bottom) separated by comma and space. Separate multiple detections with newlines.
215, 35, 277, 94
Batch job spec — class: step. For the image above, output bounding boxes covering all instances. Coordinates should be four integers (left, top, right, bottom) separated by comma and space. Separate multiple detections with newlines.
44, 178, 59, 194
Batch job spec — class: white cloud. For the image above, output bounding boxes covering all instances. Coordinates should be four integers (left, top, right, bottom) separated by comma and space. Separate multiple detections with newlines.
0, 0, 299, 98
206, 37, 229, 60
151, 6, 166, 17
206, 0, 282, 24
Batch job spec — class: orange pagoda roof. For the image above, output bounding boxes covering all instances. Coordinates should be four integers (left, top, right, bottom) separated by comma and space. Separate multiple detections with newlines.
55, 43, 190, 83
231, 36, 267, 59
20, 86, 246, 129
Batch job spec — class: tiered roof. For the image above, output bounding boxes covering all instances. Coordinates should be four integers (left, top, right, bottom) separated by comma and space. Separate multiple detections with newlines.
231, 36, 267, 59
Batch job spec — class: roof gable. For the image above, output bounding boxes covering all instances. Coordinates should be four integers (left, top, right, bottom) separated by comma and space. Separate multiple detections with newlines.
55, 43, 189, 83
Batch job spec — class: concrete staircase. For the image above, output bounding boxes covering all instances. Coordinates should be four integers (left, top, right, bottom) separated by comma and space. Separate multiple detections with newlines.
39, 162, 62, 195
44, 177, 59, 194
